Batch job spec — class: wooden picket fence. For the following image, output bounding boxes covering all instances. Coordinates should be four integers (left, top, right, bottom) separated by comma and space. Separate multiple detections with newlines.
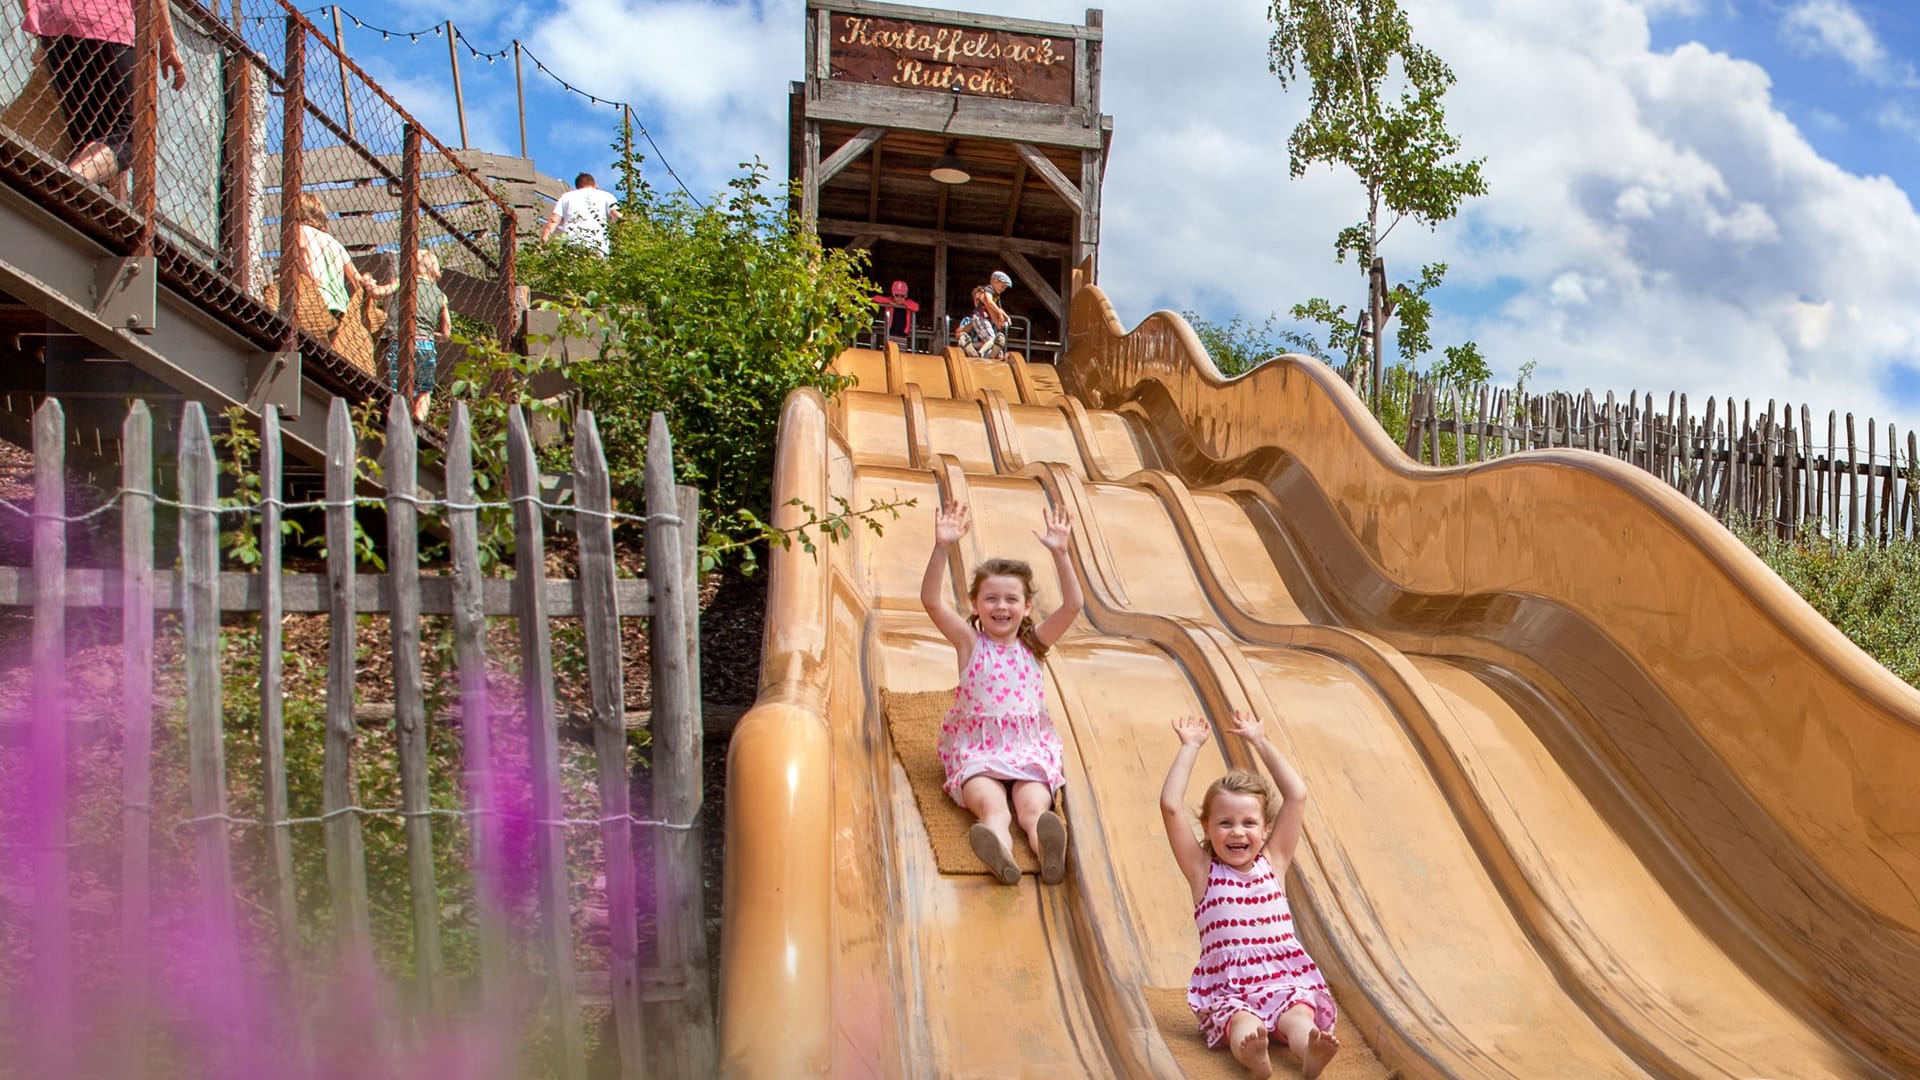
3, 395, 714, 1078
1405, 380, 1920, 548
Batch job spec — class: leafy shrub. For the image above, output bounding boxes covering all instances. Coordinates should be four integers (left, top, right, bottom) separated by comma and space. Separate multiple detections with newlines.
1741, 528, 1920, 688
518, 159, 875, 543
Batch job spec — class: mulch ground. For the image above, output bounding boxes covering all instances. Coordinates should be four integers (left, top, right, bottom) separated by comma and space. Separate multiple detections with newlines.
690, 569, 764, 1011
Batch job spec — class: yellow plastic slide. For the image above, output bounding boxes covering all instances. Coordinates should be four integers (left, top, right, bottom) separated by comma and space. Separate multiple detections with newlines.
716, 282, 1920, 1079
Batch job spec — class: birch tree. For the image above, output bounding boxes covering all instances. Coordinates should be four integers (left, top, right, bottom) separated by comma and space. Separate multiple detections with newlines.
1268, 0, 1487, 408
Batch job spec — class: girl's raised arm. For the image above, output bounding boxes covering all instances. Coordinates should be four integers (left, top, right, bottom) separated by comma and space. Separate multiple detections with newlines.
919, 501, 975, 655
1226, 710, 1309, 874
1160, 716, 1214, 904
1031, 506, 1083, 646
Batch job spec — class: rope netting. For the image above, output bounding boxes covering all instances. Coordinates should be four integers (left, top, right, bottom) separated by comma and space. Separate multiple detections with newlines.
0, 0, 517, 394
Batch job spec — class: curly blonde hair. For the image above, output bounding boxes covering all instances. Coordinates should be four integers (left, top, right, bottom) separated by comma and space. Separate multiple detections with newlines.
1197, 769, 1281, 828
965, 557, 1048, 660
290, 192, 330, 228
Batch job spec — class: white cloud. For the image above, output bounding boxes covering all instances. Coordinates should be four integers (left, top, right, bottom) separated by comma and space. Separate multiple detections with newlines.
1415, 0, 1920, 423
529, 0, 796, 179
1778, 0, 1912, 85
1879, 102, 1920, 141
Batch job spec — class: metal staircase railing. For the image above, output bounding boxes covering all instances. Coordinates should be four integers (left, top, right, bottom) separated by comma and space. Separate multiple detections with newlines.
0, 0, 519, 430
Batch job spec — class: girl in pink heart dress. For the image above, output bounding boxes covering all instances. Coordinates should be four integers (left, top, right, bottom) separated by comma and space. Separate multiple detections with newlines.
1161, 711, 1340, 1080
918, 500, 1084, 885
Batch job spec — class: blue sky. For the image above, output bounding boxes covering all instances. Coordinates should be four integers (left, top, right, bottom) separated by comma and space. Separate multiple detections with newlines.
344, 0, 1920, 437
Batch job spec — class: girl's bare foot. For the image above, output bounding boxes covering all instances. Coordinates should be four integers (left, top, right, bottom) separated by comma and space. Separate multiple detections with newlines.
967, 823, 1020, 885
1228, 1012, 1272, 1079
1302, 1027, 1340, 1079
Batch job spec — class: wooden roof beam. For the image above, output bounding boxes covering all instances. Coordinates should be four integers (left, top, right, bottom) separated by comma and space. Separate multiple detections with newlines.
1002, 160, 1027, 236
1000, 250, 1062, 322
817, 217, 1070, 258
1013, 143, 1083, 215
818, 126, 887, 185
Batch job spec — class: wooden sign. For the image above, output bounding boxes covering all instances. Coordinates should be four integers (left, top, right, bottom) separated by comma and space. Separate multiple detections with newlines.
828, 14, 1077, 106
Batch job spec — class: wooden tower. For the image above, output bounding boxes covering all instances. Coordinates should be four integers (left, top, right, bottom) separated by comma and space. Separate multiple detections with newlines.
792, 1, 1111, 359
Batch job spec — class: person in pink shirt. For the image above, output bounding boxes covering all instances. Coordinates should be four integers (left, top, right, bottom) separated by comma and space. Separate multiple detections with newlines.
918, 500, 1084, 886
26, 0, 187, 186
871, 279, 919, 346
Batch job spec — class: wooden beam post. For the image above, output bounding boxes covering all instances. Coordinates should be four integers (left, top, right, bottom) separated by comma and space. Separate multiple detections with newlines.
643, 412, 716, 1076
332, 6, 355, 139
514, 42, 528, 158
933, 241, 949, 348
1012, 143, 1084, 214
446, 21, 469, 150
1001, 250, 1063, 322
818, 217, 1071, 259
817, 126, 886, 185
1003, 159, 1028, 236
802, 120, 822, 227
1079, 147, 1102, 280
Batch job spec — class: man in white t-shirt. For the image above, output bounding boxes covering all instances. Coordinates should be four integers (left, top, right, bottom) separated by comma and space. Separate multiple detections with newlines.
540, 172, 622, 255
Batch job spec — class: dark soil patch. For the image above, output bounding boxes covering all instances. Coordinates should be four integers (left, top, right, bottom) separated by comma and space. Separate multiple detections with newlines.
693, 570, 764, 998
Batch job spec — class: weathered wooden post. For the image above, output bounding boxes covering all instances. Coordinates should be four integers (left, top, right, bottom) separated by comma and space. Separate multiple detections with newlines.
119, 402, 155, 1077
507, 406, 587, 1080
259, 407, 299, 961
572, 411, 649, 1077
322, 399, 371, 949
445, 404, 511, 1008
30, 401, 72, 1076
642, 412, 716, 1075
386, 405, 441, 1007
180, 405, 236, 940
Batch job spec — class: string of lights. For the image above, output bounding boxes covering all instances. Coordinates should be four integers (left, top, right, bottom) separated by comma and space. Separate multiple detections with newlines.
517, 42, 705, 207
330, 5, 446, 44
324, 5, 706, 206
244, 6, 332, 26
453, 26, 512, 63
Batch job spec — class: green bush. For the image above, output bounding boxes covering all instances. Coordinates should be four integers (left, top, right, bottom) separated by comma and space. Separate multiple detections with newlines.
518, 160, 875, 541
1742, 529, 1920, 688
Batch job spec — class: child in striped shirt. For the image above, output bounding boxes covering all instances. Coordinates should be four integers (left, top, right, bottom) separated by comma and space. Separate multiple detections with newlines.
1161, 711, 1340, 1079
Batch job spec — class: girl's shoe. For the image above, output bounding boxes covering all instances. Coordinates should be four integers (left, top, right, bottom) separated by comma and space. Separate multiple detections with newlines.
967, 823, 1020, 886
1036, 811, 1068, 885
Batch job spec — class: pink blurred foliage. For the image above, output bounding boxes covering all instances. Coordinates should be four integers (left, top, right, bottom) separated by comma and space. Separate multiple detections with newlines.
0, 669, 576, 1080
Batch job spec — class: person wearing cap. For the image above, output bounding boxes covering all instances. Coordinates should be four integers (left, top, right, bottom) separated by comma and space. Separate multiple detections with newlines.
873, 279, 921, 346
958, 270, 1014, 358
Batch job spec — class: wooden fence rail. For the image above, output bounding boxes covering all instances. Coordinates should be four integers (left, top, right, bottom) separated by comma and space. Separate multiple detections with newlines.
1404, 380, 1920, 549
3, 396, 714, 1079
